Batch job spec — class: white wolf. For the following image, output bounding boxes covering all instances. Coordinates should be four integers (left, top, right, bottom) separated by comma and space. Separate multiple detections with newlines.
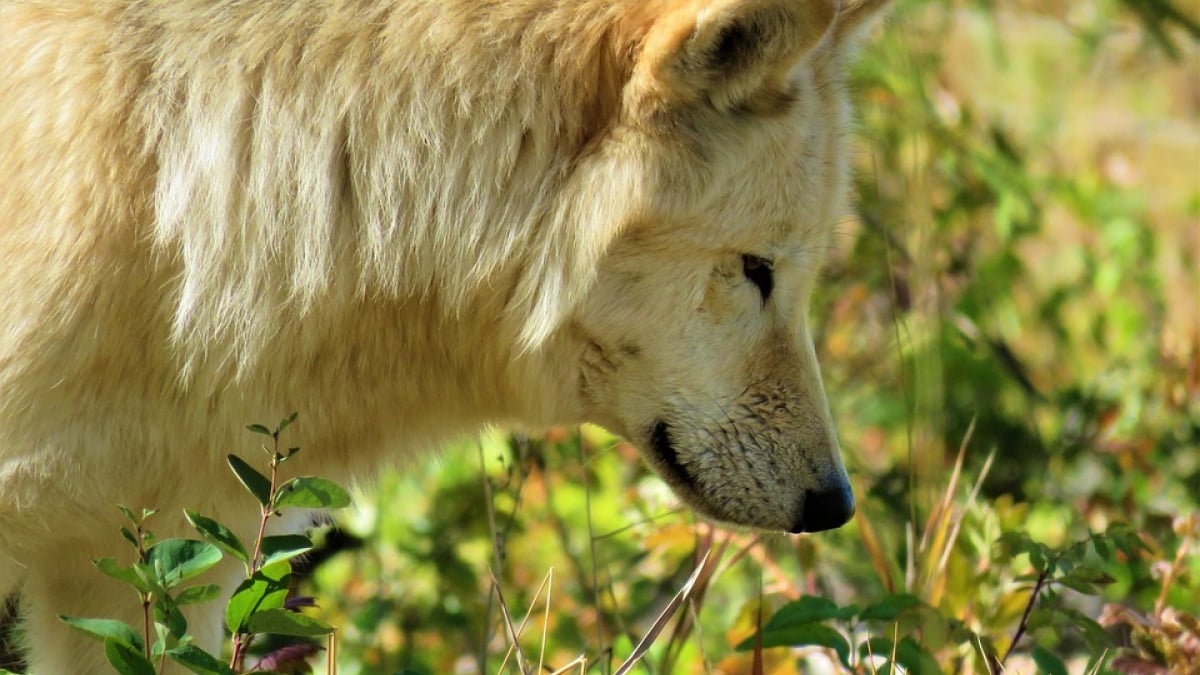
0, 0, 889, 671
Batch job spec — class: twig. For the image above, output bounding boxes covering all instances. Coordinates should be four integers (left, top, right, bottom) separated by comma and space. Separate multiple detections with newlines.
662, 529, 724, 671
993, 564, 1052, 674
490, 571, 529, 674
230, 430, 284, 671
752, 570, 764, 675
135, 523, 152, 663
580, 433, 604, 671
613, 549, 712, 675
478, 441, 502, 673
1155, 518, 1194, 614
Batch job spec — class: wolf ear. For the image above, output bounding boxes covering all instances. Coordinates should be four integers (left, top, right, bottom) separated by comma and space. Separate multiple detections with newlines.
833, 0, 892, 41
635, 0, 837, 113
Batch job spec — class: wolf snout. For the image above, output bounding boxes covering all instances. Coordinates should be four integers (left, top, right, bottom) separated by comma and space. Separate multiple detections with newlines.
789, 482, 855, 534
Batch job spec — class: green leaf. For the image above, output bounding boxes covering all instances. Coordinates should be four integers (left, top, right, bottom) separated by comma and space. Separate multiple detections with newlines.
894, 637, 941, 675
1026, 606, 1055, 631
93, 557, 152, 594
1063, 566, 1115, 587
149, 624, 167, 659
1057, 607, 1113, 651
134, 564, 168, 599
118, 505, 138, 525
996, 532, 1032, 557
175, 583, 223, 606
246, 423, 273, 437
185, 510, 248, 564
1106, 524, 1151, 558
120, 526, 141, 550
759, 596, 857, 630
861, 637, 941, 675
859, 593, 922, 621
733, 597, 857, 662
225, 560, 290, 634
59, 616, 145, 651
245, 608, 334, 637
166, 644, 236, 675
104, 638, 156, 675
1029, 545, 1048, 572
274, 477, 351, 509
1058, 564, 1117, 595
277, 412, 298, 434
736, 622, 850, 666
227, 454, 272, 506
1031, 646, 1069, 675
154, 592, 188, 640
1057, 575, 1097, 595
146, 539, 222, 590
259, 534, 314, 567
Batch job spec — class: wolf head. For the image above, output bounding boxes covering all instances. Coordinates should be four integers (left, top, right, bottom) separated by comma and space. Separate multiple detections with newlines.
533, 0, 891, 533
131, 0, 887, 534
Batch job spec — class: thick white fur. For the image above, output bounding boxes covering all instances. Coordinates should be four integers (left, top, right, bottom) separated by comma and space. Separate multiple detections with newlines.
0, 0, 888, 671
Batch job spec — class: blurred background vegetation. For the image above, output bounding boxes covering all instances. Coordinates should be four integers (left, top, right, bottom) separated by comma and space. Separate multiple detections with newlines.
296, 0, 1200, 672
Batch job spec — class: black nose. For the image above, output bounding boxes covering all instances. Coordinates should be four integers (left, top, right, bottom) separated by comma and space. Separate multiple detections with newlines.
790, 484, 855, 533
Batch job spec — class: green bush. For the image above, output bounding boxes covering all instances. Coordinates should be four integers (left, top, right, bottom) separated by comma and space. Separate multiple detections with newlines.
46, 415, 350, 675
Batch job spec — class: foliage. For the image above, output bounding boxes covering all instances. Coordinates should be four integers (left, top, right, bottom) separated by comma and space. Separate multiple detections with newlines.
57, 415, 350, 675
721, 525, 1158, 673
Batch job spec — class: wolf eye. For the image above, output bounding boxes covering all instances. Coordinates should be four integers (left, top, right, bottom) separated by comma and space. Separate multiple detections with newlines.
742, 254, 774, 304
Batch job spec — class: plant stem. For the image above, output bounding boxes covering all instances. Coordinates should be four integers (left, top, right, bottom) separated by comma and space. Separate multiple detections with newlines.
230, 431, 283, 672
993, 564, 1052, 674
248, 452, 281, 573
1154, 528, 1192, 615
142, 594, 152, 661
134, 519, 153, 662
157, 640, 168, 675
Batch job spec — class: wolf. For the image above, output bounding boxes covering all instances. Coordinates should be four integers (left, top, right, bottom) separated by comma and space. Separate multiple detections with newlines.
0, 0, 889, 671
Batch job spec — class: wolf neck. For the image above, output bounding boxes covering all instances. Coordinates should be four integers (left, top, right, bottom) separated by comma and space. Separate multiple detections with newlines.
127, 0, 640, 402
169, 286, 581, 440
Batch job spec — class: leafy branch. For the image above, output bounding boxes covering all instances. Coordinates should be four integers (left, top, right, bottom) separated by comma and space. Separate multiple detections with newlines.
989, 524, 1152, 674
59, 413, 350, 675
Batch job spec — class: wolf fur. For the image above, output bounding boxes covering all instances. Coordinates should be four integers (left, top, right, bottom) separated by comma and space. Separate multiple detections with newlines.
0, 0, 889, 671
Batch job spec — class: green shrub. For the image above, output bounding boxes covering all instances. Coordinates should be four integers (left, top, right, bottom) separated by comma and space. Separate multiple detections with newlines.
54, 415, 350, 675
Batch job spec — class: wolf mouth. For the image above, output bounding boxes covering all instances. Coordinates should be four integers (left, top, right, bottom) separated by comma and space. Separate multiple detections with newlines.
649, 421, 695, 491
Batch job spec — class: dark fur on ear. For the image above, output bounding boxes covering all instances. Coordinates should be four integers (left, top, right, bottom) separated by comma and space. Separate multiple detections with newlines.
634, 0, 837, 114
